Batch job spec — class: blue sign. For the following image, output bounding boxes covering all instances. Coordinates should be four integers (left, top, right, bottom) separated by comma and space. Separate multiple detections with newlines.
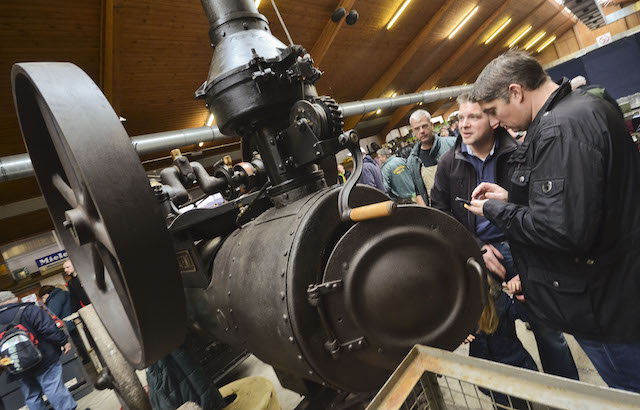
35, 250, 67, 268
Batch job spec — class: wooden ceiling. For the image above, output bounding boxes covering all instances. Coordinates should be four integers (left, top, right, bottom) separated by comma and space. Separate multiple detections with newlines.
0, 0, 636, 245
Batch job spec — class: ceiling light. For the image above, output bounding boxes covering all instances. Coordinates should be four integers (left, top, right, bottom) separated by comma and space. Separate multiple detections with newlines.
525, 32, 546, 51
387, 0, 412, 30
485, 18, 511, 45
376, 109, 382, 114
449, 6, 479, 39
537, 35, 557, 53
255, 0, 261, 8
206, 113, 215, 127
509, 26, 532, 48
198, 142, 204, 147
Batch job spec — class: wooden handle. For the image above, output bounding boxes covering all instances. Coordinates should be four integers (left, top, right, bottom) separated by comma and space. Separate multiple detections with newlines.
349, 201, 397, 222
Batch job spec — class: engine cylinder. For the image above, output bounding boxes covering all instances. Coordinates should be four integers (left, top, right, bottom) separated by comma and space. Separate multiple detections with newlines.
188, 185, 485, 393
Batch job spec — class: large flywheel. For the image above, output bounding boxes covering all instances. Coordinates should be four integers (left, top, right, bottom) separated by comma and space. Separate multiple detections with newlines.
11, 63, 186, 368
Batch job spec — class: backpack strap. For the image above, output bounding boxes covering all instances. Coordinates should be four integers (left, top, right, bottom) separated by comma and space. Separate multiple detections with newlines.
11, 306, 27, 327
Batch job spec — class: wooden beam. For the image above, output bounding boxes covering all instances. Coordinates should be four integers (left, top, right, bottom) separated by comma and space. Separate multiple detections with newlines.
100, 0, 119, 112
310, 0, 357, 68
572, 23, 585, 49
380, 0, 514, 136
342, 0, 457, 130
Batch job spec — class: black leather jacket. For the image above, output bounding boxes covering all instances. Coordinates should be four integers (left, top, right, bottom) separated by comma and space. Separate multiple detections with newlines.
484, 80, 640, 342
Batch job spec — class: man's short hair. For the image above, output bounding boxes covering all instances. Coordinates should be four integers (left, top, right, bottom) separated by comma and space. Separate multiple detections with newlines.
470, 49, 548, 103
377, 148, 392, 157
456, 93, 472, 106
38, 285, 56, 298
409, 109, 431, 125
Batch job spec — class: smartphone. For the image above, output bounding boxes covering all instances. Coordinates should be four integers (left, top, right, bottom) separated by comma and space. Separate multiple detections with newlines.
454, 197, 471, 206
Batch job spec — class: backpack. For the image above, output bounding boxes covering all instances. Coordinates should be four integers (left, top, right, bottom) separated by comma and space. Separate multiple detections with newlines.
0, 305, 42, 374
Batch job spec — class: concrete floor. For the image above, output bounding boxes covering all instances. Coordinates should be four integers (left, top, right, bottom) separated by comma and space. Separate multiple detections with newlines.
75, 320, 606, 409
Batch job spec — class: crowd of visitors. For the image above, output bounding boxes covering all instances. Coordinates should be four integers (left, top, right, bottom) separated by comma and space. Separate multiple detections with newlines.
336, 49, 640, 396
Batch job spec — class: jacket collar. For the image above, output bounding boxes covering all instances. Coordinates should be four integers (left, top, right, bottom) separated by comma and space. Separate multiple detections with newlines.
410, 136, 443, 158
526, 78, 571, 143
508, 78, 571, 164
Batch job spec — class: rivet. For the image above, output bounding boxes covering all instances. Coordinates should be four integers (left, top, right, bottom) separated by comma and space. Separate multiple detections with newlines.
228, 274, 232, 279
227, 291, 231, 296
321, 382, 326, 387
284, 250, 288, 256
358, 340, 363, 346
280, 292, 285, 300
348, 344, 353, 350
342, 262, 349, 271
234, 325, 238, 330
297, 355, 302, 360
283, 314, 288, 322
586, 259, 595, 265
290, 230, 294, 235
222, 32, 226, 37
519, 175, 525, 183
552, 281, 559, 288
308, 370, 313, 375
225, 327, 229, 331
284, 193, 289, 199
288, 336, 294, 343
378, 347, 384, 354
243, 22, 249, 29
281, 269, 286, 277
232, 257, 235, 262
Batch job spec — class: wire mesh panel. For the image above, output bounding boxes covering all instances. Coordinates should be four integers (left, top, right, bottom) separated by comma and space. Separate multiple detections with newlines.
368, 345, 640, 410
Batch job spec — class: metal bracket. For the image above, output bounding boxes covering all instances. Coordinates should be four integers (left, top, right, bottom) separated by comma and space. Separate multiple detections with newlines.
307, 279, 343, 306
340, 337, 368, 353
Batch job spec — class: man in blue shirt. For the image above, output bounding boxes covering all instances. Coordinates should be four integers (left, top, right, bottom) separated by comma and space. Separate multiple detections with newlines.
431, 93, 579, 381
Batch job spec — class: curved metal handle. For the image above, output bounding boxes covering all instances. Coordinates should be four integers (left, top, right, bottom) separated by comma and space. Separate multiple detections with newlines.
349, 201, 397, 222
467, 257, 488, 305
337, 131, 363, 222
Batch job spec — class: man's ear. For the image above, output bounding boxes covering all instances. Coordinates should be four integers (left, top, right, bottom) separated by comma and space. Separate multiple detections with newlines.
508, 84, 524, 103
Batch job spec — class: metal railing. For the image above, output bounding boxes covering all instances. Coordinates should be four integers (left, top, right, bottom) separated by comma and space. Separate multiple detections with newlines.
367, 345, 640, 410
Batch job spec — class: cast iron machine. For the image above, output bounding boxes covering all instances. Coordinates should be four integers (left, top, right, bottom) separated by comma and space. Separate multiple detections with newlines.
11, 0, 487, 404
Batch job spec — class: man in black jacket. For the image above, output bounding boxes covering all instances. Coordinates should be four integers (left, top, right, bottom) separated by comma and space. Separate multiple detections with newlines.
468, 49, 640, 393
431, 93, 578, 381
0, 291, 76, 409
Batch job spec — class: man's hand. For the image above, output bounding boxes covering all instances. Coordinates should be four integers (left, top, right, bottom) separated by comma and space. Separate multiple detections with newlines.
463, 334, 476, 344
481, 244, 506, 279
472, 182, 508, 201
503, 275, 525, 302
465, 199, 487, 216
62, 342, 72, 354
416, 195, 427, 207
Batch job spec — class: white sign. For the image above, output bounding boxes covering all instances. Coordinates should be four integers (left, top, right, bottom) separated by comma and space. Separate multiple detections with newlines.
596, 32, 612, 47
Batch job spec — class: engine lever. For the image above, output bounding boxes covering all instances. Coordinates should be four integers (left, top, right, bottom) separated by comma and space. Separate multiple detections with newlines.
337, 132, 397, 222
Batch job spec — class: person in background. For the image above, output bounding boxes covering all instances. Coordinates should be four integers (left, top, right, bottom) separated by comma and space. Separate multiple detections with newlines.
377, 148, 416, 204
62, 260, 90, 312
336, 164, 351, 185
468, 49, 640, 393
406, 110, 455, 206
39, 286, 90, 364
0, 291, 76, 410
448, 116, 460, 137
570, 75, 623, 118
357, 147, 385, 192
438, 126, 450, 137
432, 93, 578, 380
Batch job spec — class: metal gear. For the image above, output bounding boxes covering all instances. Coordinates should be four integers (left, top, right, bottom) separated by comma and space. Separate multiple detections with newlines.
313, 96, 344, 139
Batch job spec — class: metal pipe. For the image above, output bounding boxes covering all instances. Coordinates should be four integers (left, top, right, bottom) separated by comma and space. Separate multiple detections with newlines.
339, 84, 473, 118
1, 83, 472, 182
